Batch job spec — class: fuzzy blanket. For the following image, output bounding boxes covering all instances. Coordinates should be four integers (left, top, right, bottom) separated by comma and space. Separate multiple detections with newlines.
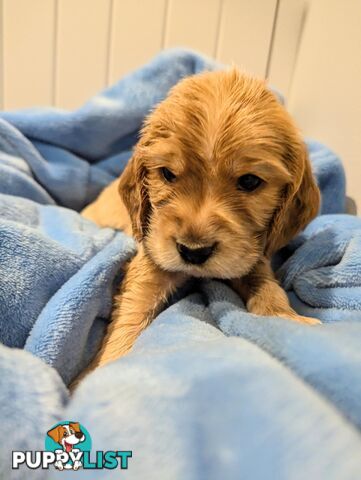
1, 49, 361, 480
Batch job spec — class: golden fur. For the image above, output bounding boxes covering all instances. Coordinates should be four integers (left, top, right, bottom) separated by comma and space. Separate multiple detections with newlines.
79, 68, 321, 379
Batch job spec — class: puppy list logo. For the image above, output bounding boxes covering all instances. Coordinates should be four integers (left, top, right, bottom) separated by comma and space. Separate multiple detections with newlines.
12, 421, 132, 471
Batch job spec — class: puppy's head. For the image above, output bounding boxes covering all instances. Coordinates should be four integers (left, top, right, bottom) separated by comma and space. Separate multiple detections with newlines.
47, 422, 85, 452
119, 69, 320, 278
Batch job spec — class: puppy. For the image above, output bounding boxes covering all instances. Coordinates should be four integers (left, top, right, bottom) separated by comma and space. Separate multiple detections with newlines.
82, 68, 321, 374
47, 422, 85, 470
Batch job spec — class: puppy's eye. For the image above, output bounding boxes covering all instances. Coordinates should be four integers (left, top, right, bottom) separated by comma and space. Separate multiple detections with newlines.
63, 431, 68, 437
161, 167, 176, 183
237, 174, 263, 192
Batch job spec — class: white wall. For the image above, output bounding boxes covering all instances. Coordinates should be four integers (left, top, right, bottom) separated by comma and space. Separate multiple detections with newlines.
0, 0, 279, 110
287, 0, 361, 210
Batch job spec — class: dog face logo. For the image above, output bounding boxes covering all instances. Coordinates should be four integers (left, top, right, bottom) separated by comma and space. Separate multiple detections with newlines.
46, 421, 88, 470
47, 422, 85, 453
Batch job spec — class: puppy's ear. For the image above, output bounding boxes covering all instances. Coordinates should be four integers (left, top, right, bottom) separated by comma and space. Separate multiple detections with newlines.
118, 151, 150, 241
47, 425, 63, 444
265, 142, 320, 256
69, 422, 80, 432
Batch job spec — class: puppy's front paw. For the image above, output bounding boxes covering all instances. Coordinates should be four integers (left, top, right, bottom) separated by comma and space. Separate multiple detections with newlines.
279, 312, 322, 325
73, 460, 82, 470
55, 460, 64, 470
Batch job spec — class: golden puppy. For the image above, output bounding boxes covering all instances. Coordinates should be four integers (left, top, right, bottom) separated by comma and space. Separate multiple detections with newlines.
82, 68, 321, 373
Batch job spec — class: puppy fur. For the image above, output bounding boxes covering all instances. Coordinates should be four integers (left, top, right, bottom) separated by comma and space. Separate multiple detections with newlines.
81, 68, 321, 374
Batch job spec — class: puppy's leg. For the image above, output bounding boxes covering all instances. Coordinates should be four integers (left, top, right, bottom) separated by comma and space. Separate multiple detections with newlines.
230, 258, 321, 325
82, 179, 132, 234
89, 245, 185, 369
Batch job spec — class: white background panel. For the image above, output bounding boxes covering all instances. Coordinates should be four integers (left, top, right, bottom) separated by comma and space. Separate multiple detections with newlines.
164, 0, 221, 57
108, 0, 167, 83
2, 0, 55, 109
288, 0, 361, 208
55, 0, 111, 109
216, 0, 278, 77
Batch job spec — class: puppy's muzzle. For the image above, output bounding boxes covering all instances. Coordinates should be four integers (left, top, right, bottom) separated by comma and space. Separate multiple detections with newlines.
176, 242, 215, 265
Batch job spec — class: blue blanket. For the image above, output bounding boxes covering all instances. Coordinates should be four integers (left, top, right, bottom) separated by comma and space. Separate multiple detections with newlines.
1, 49, 361, 479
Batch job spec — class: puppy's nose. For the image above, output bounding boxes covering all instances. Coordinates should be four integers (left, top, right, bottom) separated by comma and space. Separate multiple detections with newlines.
177, 243, 215, 265
75, 432, 83, 439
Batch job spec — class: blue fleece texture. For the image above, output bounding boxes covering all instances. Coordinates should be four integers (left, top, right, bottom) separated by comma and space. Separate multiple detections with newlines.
1, 49, 360, 480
